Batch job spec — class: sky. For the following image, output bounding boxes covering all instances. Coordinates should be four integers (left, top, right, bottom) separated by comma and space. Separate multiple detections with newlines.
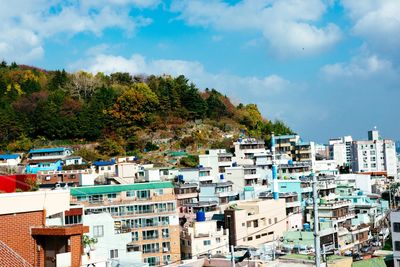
1, 0, 399, 143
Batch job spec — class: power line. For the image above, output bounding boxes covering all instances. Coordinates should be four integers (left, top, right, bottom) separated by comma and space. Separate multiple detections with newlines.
159, 208, 305, 267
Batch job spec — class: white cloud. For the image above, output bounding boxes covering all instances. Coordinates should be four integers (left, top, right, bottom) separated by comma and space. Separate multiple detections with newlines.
171, 0, 341, 57
0, 0, 156, 63
341, 0, 400, 60
321, 54, 395, 78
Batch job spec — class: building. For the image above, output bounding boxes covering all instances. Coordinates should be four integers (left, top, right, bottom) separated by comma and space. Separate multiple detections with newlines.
329, 136, 353, 167
224, 199, 287, 248
199, 149, 233, 179
28, 147, 73, 160
174, 183, 199, 221
180, 219, 229, 260
70, 181, 180, 266
0, 153, 22, 168
199, 181, 239, 205
92, 159, 116, 177
36, 169, 97, 188
274, 134, 301, 159
351, 129, 397, 177
25, 158, 64, 174
83, 212, 145, 267
0, 190, 89, 267
233, 138, 266, 165
64, 156, 84, 166
177, 167, 214, 184
390, 211, 400, 267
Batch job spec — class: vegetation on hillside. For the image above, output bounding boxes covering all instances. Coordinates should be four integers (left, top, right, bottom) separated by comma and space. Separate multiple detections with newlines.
0, 61, 294, 156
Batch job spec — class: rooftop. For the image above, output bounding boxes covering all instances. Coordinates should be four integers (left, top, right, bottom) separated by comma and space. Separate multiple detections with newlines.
0, 154, 20, 160
70, 181, 174, 196
29, 147, 69, 154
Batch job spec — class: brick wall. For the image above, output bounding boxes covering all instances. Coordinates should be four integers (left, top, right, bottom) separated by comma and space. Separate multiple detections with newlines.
0, 210, 44, 265
69, 235, 83, 266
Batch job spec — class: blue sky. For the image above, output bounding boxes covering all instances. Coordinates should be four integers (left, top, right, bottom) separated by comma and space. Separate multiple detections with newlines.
1, 0, 399, 143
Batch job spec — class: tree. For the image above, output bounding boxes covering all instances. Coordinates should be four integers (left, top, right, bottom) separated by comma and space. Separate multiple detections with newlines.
63, 71, 102, 100
180, 155, 199, 167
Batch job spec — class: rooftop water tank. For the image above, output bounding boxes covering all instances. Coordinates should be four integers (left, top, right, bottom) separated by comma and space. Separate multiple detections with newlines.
196, 211, 206, 222
178, 175, 184, 182
220, 174, 224, 180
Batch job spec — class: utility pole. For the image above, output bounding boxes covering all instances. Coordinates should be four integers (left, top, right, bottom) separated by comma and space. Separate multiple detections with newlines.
230, 245, 235, 267
312, 170, 321, 267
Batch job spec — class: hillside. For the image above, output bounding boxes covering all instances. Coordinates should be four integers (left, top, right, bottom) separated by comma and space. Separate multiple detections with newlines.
0, 61, 294, 161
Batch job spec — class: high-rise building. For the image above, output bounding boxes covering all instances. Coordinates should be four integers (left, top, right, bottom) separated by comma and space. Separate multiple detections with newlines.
70, 181, 180, 266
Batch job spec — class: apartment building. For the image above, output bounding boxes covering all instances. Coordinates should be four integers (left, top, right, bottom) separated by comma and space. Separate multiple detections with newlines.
70, 181, 180, 266
199, 149, 233, 179
274, 134, 301, 159
259, 192, 302, 230
351, 129, 397, 177
177, 167, 214, 184
224, 199, 286, 248
199, 181, 239, 205
0, 190, 90, 267
233, 138, 266, 165
180, 218, 229, 260
329, 136, 353, 167
390, 211, 400, 267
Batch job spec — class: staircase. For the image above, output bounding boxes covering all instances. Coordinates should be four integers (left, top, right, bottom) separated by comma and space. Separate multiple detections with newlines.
0, 239, 33, 267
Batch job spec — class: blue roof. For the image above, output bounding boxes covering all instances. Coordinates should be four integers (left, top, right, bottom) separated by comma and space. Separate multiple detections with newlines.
29, 147, 69, 154
0, 154, 20, 160
93, 159, 115, 166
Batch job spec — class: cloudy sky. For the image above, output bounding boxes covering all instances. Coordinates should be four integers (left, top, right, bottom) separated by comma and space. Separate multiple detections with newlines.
1, 0, 399, 143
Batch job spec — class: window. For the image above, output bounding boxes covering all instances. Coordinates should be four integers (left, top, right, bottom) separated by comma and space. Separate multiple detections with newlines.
127, 244, 140, 252
256, 235, 261, 239
108, 166, 112, 170
110, 249, 118, 259
274, 217, 278, 223
216, 237, 221, 243
108, 193, 117, 199
162, 229, 169, 238
395, 241, 400, 251
203, 240, 211, 246
253, 220, 258, 228
93, 225, 104, 237
126, 191, 135, 197
137, 190, 150, 199
163, 255, 171, 265
268, 218, 272, 225
132, 232, 139, 241
145, 257, 160, 266
65, 215, 82, 225
394, 223, 400, 232
248, 237, 253, 241
162, 242, 170, 252
155, 189, 164, 195
77, 196, 87, 202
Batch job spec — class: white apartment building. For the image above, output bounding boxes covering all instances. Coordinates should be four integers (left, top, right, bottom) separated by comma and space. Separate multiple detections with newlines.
83, 213, 145, 267
351, 129, 397, 177
390, 211, 400, 267
233, 138, 266, 165
329, 136, 353, 167
180, 219, 229, 260
199, 149, 233, 179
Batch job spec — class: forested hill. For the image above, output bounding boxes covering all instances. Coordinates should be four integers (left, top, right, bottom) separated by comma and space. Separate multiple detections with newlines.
0, 62, 293, 156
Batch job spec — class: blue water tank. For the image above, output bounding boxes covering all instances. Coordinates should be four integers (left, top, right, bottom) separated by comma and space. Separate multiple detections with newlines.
358, 191, 363, 196
288, 160, 293, 165
196, 211, 206, 222
220, 174, 224, 180
303, 223, 311, 231
178, 175, 184, 182
198, 165, 203, 168
232, 162, 238, 167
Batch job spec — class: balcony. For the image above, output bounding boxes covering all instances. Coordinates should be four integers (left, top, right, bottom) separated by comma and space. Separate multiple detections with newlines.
285, 201, 301, 208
